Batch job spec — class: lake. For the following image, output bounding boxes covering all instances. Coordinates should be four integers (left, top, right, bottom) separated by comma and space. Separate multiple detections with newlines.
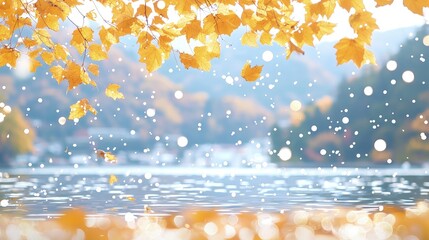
1, 167, 428, 219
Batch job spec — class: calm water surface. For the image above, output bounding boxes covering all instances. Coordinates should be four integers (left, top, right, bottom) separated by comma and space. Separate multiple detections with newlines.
0, 167, 428, 219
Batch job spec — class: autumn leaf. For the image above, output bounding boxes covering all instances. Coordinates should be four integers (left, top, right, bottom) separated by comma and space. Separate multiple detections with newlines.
86, 10, 97, 20
0, 25, 11, 41
138, 43, 163, 72
241, 62, 263, 81
109, 174, 118, 185
105, 84, 125, 100
286, 41, 305, 59
338, 0, 365, 12
89, 44, 108, 61
68, 98, 97, 120
50, 65, 64, 83
0, 47, 19, 68
241, 31, 258, 47
41, 52, 55, 65
375, 0, 393, 7
403, 0, 429, 15
53, 44, 68, 61
70, 27, 93, 54
203, 13, 241, 36
97, 150, 117, 163
334, 38, 370, 67
88, 63, 99, 76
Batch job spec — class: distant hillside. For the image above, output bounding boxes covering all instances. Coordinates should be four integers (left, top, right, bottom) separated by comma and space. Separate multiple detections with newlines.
272, 25, 429, 164
0, 26, 420, 149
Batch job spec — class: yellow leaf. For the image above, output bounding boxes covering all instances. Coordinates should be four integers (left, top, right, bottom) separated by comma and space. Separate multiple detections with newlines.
338, 0, 364, 12
0, 25, 11, 41
109, 174, 118, 185
349, 11, 378, 34
63, 61, 83, 90
50, 65, 64, 83
311, 21, 336, 40
105, 84, 125, 100
71, 27, 93, 54
99, 27, 119, 51
203, 13, 241, 36
241, 62, 263, 81
86, 10, 97, 20
286, 41, 305, 59
68, 98, 97, 120
181, 19, 202, 42
36, 14, 60, 31
138, 43, 163, 72
54, 44, 68, 61
241, 31, 258, 47
403, 0, 429, 15
126, 196, 135, 201
334, 38, 366, 67
22, 38, 38, 48
375, 0, 393, 7
260, 31, 272, 45
97, 150, 117, 163
41, 52, 55, 65
0, 47, 19, 68
89, 44, 107, 61
88, 63, 99, 76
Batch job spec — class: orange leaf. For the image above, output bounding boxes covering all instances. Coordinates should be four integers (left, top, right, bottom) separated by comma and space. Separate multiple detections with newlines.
403, 0, 429, 15
0, 47, 19, 68
334, 38, 366, 67
50, 65, 64, 83
41, 52, 55, 65
375, 0, 393, 7
105, 84, 125, 100
89, 44, 108, 61
70, 27, 93, 54
68, 98, 97, 120
241, 62, 263, 81
88, 63, 99, 76
109, 174, 118, 185
241, 31, 258, 47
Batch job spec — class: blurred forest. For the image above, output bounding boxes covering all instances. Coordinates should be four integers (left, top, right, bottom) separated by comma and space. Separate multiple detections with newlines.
272, 26, 429, 164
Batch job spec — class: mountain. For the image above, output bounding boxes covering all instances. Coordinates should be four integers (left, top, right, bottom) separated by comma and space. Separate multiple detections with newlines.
0, 26, 421, 152
271, 25, 429, 164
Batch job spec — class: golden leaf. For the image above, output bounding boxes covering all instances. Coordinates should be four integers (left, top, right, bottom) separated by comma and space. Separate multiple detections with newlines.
105, 84, 125, 100
138, 43, 163, 72
0, 25, 11, 41
63, 61, 83, 90
99, 27, 119, 51
181, 19, 202, 42
334, 38, 367, 67
311, 21, 336, 40
241, 31, 258, 47
97, 150, 117, 163
260, 31, 272, 45
36, 14, 60, 31
126, 196, 135, 201
22, 38, 38, 48
375, 0, 393, 7
89, 44, 108, 61
53, 44, 68, 61
86, 10, 97, 20
70, 27, 93, 54
286, 41, 305, 59
68, 98, 97, 120
109, 174, 118, 185
338, 0, 365, 12
349, 11, 378, 34
50, 65, 64, 83
0, 47, 19, 68
403, 0, 429, 15
88, 63, 99, 76
41, 52, 55, 65
203, 13, 241, 36
241, 62, 263, 81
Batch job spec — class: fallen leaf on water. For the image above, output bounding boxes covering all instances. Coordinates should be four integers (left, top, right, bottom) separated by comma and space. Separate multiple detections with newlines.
109, 174, 118, 185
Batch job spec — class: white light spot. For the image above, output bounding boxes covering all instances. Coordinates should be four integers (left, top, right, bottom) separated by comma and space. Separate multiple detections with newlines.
0, 113, 4, 123
130, 130, 136, 135
204, 222, 218, 236
423, 35, 429, 46
147, 108, 156, 117
262, 50, 273, 62
174, 90, 183, 99
37, 98, 43, 103
364, 86, 373, 96
157, 0, 165, 9
177, 136, 188, 147
278, 147, 292, 161
386, 60, 397, 71
342, 117, 349, 124
225, 76, 234, 85
402, 70, 414, 83
374, 139, 387, 152
24, 128, 30, 135
311, 125, 317, 132
14, 54, 31, 79
144, 172, 152, 180
0, 199, 8, 207
290, 100, 302, 112
3, 105, 11, 113
125, 212, 136, 222
320, 149, 327, 156
58, 117, 66, 125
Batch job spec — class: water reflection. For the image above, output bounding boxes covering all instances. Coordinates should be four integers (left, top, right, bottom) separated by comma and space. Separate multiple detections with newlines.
0, 168, 428, 219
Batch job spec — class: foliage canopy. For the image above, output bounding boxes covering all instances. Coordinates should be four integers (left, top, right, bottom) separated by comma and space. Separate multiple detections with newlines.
0, 0, 427, 119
